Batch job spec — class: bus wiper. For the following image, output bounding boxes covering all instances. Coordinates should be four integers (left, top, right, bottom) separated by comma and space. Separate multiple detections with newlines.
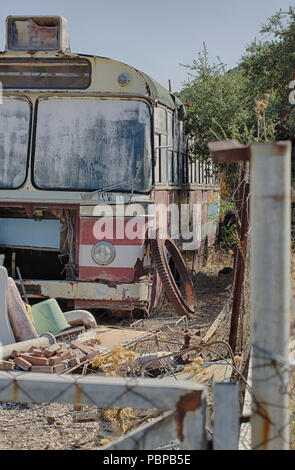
80, 162, 143, 200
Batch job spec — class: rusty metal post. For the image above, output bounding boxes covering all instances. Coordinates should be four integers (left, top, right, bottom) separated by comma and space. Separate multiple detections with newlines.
229, 162, 250, 352
250, 142, 291, 450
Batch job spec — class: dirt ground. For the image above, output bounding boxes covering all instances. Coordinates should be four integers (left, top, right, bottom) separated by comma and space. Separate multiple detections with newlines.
0, 249, 235, 450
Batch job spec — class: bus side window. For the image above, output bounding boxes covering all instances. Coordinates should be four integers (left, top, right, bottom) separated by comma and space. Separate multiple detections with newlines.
174, 118, 181, 184
154, 107, 168, 185
154, 133, 161, 183
172, 114, 179, 185
179, 120, 187, 185
167, 111, 174, 184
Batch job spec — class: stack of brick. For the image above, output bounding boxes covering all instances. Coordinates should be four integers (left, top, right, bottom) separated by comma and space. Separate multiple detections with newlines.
0, 339, 103, 374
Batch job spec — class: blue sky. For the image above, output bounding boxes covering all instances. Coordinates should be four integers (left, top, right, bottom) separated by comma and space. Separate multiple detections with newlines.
0, 0, 293, 92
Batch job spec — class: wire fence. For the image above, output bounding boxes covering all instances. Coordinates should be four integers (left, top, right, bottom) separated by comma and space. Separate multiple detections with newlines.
0, 143, 294, 450
0, 366, 208, 450
0, 251, 293, 450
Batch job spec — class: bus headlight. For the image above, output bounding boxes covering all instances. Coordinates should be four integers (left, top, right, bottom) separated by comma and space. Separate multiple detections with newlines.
91, 242, 116, 265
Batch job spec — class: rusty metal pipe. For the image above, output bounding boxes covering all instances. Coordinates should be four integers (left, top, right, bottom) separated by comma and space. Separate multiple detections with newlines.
0, 332, 56, 360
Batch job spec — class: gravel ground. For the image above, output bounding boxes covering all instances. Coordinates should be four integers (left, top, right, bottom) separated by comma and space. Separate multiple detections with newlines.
0, 402, 100, 450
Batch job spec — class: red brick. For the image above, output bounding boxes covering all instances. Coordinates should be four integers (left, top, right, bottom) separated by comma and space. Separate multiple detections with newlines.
61, 360, 70, 368
43, 343, 62, 357
60, 349, 74, 361
30, 348, 45, 357
68, 357, 80, 367
19, 354, 49, 366
31, 365, 53, 373
10, 350, 20, 359
87, 350, 101, 360
48, 355, 62, 366
75, 350, 87, 362
70, 341, 93, 355
0, 360, 14, 371
53, 363, 67, 374
56, 343, 67, 354
14, 357, 32, 371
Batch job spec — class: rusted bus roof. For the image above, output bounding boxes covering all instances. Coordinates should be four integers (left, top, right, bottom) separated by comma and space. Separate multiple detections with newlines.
0, 48, 186, 116
1, 15, 186, 114
79, 54, 186, 115
140, 71, 186, 118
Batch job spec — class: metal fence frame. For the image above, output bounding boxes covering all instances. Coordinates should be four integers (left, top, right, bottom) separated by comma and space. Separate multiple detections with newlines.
0, 371, 211, 450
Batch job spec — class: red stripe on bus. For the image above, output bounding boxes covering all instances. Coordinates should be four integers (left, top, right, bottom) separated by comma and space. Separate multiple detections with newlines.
80, 218, 147, 245
79, 266, 135, 283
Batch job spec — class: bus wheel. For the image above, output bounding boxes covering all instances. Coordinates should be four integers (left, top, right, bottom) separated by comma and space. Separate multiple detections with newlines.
150, 233, 197, 318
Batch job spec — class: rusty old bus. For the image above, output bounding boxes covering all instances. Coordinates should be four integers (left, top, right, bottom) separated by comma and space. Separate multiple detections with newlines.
0, 16, 219, 316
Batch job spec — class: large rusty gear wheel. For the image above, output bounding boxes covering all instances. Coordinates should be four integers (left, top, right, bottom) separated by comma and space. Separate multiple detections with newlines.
150, 233, 197, 318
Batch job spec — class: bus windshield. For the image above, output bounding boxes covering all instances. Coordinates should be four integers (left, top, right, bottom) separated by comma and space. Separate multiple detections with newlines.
33, 98, 152, 193
0, 98, 31, 189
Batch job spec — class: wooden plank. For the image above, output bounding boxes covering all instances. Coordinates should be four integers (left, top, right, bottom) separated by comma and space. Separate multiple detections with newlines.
175, 360, 233, 384
77, 326, 151, 349
208, 141, 251, 163
202, 302, 228, 343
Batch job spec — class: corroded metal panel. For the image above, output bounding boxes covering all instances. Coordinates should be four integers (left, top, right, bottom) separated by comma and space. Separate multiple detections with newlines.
17, 279, 151, 302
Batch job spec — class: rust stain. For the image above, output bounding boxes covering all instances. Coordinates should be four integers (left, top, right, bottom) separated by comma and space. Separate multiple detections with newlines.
273, 141, 291, 156
176, 391, 202, 442
121, 288, 127, 300
75, 383, 83, 406
12, 380, 19, 402
134, 257, 147, 281
208, 140, 251, 163
256, 403, 271, 450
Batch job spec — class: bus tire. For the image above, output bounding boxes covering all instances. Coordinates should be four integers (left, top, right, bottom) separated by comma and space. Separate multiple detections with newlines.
150, 233, 197, 318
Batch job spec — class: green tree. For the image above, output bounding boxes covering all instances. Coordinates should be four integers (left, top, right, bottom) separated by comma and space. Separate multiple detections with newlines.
179, 44, 257, 198
180, 44, 255, 163
240, 7, 295, 142
180, 7, 295, 193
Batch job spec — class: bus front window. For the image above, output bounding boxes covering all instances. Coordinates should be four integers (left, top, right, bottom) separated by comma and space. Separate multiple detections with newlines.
33, 98, 152, 193
0, 98, 30, 189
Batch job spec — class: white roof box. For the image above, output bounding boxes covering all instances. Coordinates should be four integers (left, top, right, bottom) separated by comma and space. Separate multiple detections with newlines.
5, 16, 71, 53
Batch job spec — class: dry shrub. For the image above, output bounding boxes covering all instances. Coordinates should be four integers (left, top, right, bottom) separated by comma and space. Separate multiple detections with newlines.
219, 167, 236, 200
92, 346, 138, 439
184, 356, 204, 374
102, 408, 137, 434
91, 346, 136, 377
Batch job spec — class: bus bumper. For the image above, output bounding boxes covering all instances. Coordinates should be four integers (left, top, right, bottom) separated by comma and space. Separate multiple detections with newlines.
16, 279, 152, 311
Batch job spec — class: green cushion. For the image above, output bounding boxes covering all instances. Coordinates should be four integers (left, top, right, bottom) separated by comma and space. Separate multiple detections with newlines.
31, 298, 70, 335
